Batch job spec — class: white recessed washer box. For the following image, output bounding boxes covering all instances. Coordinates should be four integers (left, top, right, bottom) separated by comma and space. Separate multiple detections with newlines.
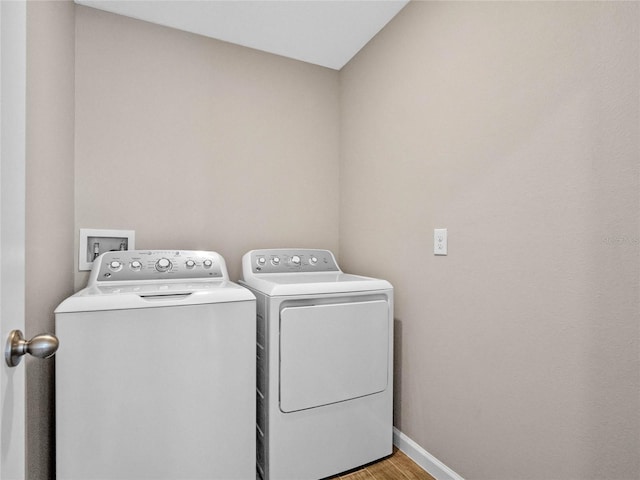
79, 228, 135, 271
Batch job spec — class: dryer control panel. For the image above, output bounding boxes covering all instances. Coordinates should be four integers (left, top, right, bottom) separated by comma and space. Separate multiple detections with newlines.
246, 249, 340, 274
90, 250, 227, 283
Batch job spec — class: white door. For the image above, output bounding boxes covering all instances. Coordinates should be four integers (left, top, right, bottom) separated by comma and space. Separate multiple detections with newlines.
0, 1, 27, 478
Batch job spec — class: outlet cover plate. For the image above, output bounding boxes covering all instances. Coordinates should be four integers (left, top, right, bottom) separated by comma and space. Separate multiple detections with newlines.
434, 228, 447, 255
79, 228, 135, 271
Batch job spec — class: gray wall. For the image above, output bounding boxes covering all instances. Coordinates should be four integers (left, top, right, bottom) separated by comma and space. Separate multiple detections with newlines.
26, 2, 75, 479
74, 6, 340, 287
340, 2, 639, 479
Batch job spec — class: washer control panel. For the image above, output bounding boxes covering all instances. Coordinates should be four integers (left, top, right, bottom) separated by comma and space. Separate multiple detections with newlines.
249, 249, 339, 274
91, 250, 226, 283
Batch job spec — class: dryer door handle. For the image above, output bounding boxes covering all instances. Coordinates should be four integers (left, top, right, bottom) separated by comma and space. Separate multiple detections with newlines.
5, 329, 59, 367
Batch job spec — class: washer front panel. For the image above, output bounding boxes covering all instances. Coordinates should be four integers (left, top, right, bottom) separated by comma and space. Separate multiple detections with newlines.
56, 300, 256, 480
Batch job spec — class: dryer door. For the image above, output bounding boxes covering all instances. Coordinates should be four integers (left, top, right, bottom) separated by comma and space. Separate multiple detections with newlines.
279, 300, 389, 413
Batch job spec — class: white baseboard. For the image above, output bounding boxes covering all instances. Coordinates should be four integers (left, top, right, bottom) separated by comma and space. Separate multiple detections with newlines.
393, 427, 465, 480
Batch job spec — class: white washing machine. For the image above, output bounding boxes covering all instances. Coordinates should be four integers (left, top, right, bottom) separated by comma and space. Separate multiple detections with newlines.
240, 248, 393, 480
55, 250, 256, 480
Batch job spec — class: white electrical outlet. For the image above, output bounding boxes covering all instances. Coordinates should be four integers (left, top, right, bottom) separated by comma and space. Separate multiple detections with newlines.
434, 228, 447, 255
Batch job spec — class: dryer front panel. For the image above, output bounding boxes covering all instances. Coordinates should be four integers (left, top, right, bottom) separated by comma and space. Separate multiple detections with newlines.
279, 300, 389, 413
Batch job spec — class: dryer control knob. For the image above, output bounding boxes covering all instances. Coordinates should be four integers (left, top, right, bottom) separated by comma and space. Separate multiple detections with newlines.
290, 255, 301, 266
309, 256, 318, 265
155, 258, 172, 272
185, 260, 196, 269
203, 259, 213, 268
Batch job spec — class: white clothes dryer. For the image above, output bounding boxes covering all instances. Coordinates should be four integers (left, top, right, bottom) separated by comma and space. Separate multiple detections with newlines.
55, 250, 256, 480
240, 249, 393, 480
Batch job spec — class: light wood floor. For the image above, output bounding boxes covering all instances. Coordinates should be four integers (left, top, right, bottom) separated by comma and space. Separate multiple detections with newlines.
327, 448, 436, 480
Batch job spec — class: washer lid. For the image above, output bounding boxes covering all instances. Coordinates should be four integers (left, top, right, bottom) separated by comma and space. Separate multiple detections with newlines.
55, 280, 255, 313
240, 272, 391, 296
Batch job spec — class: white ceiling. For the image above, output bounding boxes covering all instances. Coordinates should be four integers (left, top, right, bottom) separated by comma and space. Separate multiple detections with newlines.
75, 0, 409, 70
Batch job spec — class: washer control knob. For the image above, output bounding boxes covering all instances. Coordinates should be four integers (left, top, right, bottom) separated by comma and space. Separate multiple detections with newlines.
155, 258, 172, 272
309, 256, 318, 265
290, 255, 301, 266
185, 259, 196, 269
203, 259, 213, 268
256, 257, 266, 267
130, 260, 142, 271
271, 257, 280, 266
109, 261, 122, 271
